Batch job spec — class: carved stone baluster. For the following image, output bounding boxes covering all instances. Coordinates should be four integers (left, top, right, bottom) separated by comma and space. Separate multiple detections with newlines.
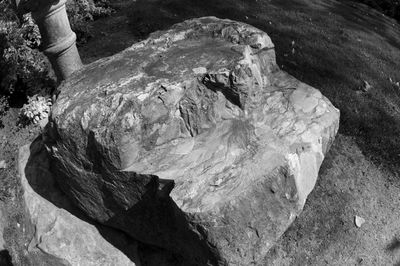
14, 0, 83, 81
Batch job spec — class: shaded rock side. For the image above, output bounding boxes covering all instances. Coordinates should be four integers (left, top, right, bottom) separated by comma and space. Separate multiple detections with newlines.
18, 142, 138, 266
45, 17, 340, 265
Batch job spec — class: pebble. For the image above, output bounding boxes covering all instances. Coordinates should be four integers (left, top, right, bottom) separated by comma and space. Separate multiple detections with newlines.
359, 80, 372, 92
355, 215, 365, 228
0, 160, 7, 169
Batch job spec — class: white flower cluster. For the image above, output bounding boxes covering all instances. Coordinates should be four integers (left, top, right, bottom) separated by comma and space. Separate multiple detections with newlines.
20, 95, 52, 124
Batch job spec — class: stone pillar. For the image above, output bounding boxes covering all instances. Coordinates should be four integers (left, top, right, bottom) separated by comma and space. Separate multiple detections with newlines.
32, 0, 83, 80
14, 0, 83, 81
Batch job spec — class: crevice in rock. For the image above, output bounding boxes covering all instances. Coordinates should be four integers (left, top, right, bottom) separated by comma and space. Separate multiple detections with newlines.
137, 242, 189, 266
202, 74, 243, 109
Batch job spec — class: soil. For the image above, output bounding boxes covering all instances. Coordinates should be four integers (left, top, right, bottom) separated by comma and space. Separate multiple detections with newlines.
1, 0, 400, 265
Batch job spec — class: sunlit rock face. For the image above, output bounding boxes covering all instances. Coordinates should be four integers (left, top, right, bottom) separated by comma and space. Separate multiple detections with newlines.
45, 17, 339, 265
18, 142, 138, 266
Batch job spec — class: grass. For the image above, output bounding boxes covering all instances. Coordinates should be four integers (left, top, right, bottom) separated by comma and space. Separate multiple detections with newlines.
0, 107, 41, 265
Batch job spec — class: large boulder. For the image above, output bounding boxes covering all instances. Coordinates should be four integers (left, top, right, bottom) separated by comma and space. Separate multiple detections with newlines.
18, 140, 139, 266
45, 17, 339, 265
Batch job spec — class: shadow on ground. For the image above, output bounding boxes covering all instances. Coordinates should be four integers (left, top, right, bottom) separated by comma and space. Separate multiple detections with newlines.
386, 236, 400, 266
386, 237, 400, 252
0, 250, 12, 266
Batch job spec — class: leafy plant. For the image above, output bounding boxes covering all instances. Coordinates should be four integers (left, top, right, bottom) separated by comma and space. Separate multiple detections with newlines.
0, 1, 55, 101
0, 0, 113, 105
19, 95, 52, 125
66, 0, 114, 44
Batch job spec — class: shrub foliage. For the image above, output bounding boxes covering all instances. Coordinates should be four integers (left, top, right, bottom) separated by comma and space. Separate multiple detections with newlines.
0, 0, 112, 104
66, 0, 113, 44
0, 1, 54, 100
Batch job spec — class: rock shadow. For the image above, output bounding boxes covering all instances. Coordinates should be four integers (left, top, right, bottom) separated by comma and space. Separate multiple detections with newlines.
0, 249, 12, 266
386, 235, 400, 266
386, 236, 400, 252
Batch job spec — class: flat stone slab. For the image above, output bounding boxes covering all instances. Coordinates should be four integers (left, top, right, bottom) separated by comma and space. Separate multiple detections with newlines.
45, 17, 339, 265
18, 141, 138, 266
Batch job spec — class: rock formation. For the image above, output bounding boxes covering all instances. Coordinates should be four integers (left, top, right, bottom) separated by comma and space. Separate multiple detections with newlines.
18, 140, 139, 266
43, 17, 339, 265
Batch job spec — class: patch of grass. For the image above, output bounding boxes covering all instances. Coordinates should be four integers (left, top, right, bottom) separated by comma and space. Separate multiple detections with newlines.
340, 0, 400, 21
0, 107, 41, 264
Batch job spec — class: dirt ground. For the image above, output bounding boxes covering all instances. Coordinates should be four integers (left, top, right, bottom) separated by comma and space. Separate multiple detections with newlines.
1, 0, 400, 265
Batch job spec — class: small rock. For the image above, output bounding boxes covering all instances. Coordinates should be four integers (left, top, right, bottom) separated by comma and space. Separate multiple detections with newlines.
359, 80, 372, 92
355, 215, 365, 228
0, 160, 7, 169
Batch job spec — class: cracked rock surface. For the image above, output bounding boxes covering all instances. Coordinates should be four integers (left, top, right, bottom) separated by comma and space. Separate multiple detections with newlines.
45, 17, 339, 265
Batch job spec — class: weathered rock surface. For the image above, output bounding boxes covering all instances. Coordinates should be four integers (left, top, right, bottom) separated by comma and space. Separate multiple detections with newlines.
18, 140, 139, 266
45, 17, 339, 265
